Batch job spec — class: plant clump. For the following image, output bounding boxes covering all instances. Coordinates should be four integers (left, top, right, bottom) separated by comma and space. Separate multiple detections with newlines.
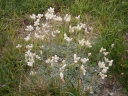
16, 7, 114, 95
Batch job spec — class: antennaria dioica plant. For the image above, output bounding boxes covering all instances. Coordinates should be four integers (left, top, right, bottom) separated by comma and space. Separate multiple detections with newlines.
16, 7, 114, 95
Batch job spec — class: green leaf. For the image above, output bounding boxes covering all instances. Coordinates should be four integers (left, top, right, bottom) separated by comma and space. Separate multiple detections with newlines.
122, 88, 127, 93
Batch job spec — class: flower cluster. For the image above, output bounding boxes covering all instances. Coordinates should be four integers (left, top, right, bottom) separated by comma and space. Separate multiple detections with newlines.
74, 54, 80, 63
98, 47, 114, 79
45, 53, 90, 79
64, 33, 73, 43
25, 44, 41, 67
16, 44, 22, 48
79, 39, 92, 48
81, 58, 89, 64
45, 55, 60, 66
80, 65, 86, 75
98, 61, 108, 79
69, 23, 86, 33
64, 14, 71, 22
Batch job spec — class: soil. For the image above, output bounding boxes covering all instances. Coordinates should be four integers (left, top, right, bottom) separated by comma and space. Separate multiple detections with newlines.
98, 78, 128, 96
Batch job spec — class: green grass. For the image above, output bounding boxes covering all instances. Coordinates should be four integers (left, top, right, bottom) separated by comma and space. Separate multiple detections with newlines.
0, 0, 128, 95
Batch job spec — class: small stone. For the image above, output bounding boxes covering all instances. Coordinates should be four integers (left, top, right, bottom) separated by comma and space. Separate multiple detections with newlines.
109, 92, 114, 96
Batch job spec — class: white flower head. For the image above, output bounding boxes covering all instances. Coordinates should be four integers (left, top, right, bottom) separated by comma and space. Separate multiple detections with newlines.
51, 55, 59, 63
26, 44, 33, 50
64, 33, 73, 42
24, 35, 31, 41
54, 30, 60, 34
103, 52, 109, 56
40, 35, 45, 40
36, 26, 40, 31
75, 15, 80, 20
87, 86, 94, 94
53, 16, 62, 21
35, 55, 41, 60
88, 53, 91, 56
102, 68, 107, 73
111, 44, 114, 48
80, 65, 86, 75
30, 14, 36, 20
81, 58, 89, 64
52, 32, 56, 37
69, 25, 75, 33
108, 60, 113, 66
75, 24, 82, 31
40, 45, 44, 49
62, 60, 66, 64
16, 44, 22, 48
45, 12, 56, 20
25, 50, 35, 67
104, 57, 113, 66
34, 19, 40, 26
30, 71, 37, 76
66, 38, 72, 42
48, 7, 54, 13
74, 54, 80, 63
27, 62, 33, 67
104, 57, 109, 63
98, 61, 105, 68
25, 25, 34, 31
80, 23, 86, 28
36, 14, 43, 19
45, 58, 51, 64
99, 72, 107, 79
40, 50, 42, 54
59, 64, 66, 72
85, 40, 92, 48
64, 14, 71, 22
34, 32, 40, 38
100, 47, 106, 53
60, 72, 64, 79
79, 39, 85, 46
54, 55, 59, 62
